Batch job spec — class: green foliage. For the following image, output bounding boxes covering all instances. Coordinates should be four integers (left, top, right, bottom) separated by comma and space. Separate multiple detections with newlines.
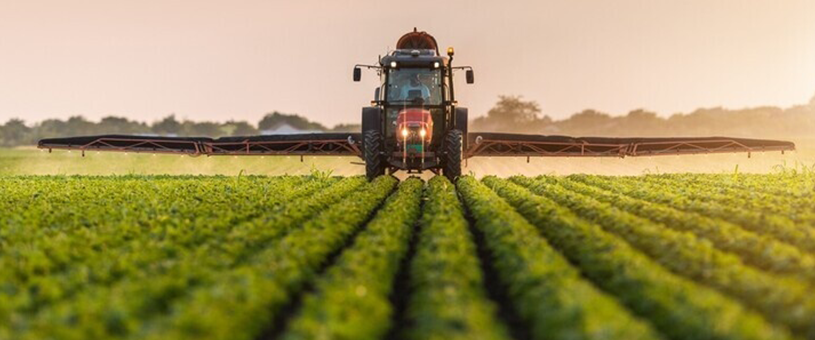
283, 178, 423, 340
637, 174, 815, 224
1, 173, 813, 339
511, 176, 815, 336
143, 175, 397, 340
457, 176, 662, 340
403, 176, 509, 340
532, 175, 815, 282
574, 175, 815, 254
308, 165, 334, 180
481, 176, 792, 340
0, 175, 370, 339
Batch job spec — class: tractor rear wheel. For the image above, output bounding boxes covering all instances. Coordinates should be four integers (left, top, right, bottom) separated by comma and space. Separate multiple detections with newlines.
364, 130, 385, 180
443, 129, 463, 182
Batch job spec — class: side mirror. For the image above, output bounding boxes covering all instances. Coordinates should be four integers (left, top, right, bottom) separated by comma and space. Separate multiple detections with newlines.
374, 87, 380, 101
466, 70, 475, 84
353, 67, 361, 82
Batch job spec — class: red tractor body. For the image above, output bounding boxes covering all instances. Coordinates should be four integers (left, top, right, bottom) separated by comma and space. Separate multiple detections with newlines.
396, 108, 433, 157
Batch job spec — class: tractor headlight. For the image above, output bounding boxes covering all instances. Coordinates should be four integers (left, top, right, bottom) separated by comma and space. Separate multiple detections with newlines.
419, 128, 427, 137
401, 128, 409, 137
390, 61, 397, 68
433, 62, 440, 68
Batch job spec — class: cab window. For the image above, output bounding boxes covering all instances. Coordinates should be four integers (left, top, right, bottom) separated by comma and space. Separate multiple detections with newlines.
386, 68, 442, 105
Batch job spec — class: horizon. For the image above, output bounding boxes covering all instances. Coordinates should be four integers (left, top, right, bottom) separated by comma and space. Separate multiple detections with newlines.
5, 94, 815, 127
1, 0, 814, 127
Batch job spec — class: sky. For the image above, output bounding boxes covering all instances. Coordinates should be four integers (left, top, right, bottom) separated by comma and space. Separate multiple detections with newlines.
1, 0, 814, 127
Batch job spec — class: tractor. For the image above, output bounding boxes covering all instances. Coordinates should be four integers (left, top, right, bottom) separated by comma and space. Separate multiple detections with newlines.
353, 28, 474, 181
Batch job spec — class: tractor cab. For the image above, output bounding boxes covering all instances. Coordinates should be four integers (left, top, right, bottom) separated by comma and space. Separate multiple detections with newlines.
380, 51, 446, 166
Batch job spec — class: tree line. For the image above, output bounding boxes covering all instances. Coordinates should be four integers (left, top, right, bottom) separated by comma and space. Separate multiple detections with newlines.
472, 95, 815, 139
1, 94, 814, 147
0, 112, 360, 147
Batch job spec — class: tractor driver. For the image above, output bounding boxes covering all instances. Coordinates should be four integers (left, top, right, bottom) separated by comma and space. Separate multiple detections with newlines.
399, 73, 430, 103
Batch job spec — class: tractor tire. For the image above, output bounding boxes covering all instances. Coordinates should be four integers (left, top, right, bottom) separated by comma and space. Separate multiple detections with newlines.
443, 129, 463, 182
455, 107, 469, 151
364, 130, 386, 180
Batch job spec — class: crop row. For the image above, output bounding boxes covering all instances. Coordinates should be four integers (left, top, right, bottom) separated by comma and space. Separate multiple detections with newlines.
0, 176, 325, 320
401, 176, 508, 340
481, 176, 791, 340
282, 178, 423, 340
511, 176, 815, 336
0, 177, 329, 294
457, 177, 661, 339
0, 176, 306, 241
3, 176, 375, 339
135, 175, 398, 340
533, 175, 815, 283
633, 175, 815, 228
575, 175, 815, 253
2, 173, 812, 340
651, 173, 815, 198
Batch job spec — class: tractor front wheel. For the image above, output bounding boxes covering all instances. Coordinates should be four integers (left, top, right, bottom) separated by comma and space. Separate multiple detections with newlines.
443, 129, 463, 182
364, 130, 385, 180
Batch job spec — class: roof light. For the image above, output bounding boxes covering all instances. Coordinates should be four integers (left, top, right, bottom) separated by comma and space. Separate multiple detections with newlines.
447, 47, 454, 57
390, 61, 397, 68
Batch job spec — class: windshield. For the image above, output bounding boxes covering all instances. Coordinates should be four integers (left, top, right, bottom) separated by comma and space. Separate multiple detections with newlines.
386, 68, 443, 105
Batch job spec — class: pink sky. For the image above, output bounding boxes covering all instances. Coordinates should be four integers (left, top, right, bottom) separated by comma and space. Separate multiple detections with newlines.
1, 0, 814, 127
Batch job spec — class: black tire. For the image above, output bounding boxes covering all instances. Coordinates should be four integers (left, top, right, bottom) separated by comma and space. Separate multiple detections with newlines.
361, 107, 382, 135
455, 107, 469, 152
443, 129, 463, 182
364, 130, 385, 180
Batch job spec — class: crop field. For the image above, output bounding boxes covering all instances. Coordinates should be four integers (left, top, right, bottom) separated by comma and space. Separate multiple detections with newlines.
1, 172, 814, 340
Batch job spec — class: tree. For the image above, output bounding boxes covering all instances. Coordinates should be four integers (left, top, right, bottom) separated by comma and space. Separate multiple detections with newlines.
621, 109, 664, 136
224, 121, 258, 136
331, 123, 361, 132
64, 116, 96, 136
472, 95, 547, 132
555, 109, 612, 135
34, 119, 68, 140
99, 116, 149, 135
0, 119, 32, 147
258, 111, 327, 131
152, 115, 182, 136
181, 121, 222, 137
487, 95, 541, 124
